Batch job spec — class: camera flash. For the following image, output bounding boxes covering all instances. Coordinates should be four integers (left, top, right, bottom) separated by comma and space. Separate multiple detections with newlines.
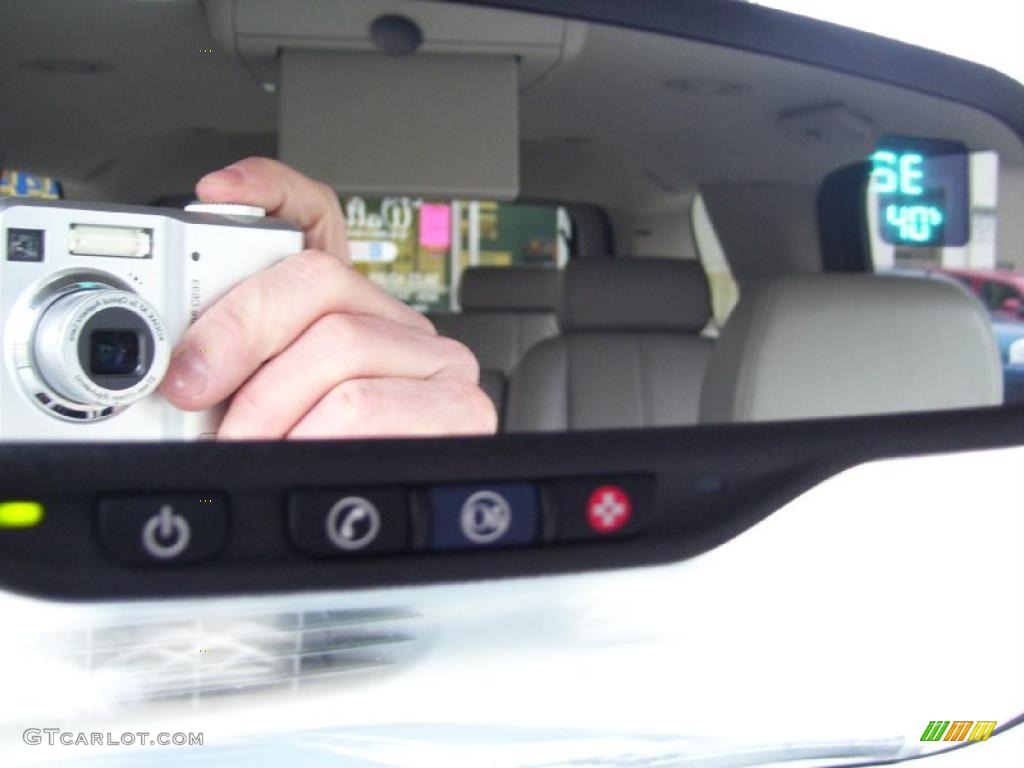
68, 225, 152, 259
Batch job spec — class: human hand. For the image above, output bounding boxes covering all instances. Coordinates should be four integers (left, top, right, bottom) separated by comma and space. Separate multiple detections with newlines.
159, 157, 497, 439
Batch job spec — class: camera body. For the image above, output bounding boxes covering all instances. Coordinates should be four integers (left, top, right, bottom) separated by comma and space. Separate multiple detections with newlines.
1, 198, 304, 441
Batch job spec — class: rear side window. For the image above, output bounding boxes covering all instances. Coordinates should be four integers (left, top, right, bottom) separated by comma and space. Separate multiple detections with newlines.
342, 197, 571, 312
858, 145, 1024, 405
979, 280, 1023, 310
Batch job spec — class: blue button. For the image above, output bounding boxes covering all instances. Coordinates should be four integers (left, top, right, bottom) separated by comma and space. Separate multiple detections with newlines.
429, 484, 539, 550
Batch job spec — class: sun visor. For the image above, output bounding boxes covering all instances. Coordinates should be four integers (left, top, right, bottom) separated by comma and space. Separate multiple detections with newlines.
279, 50, 519, 199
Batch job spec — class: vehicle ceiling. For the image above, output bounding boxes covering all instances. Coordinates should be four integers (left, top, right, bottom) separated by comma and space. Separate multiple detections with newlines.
2, 0, 1022, 214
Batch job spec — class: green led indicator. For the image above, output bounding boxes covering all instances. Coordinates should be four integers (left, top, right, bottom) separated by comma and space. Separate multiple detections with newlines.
0, 501, 44, 528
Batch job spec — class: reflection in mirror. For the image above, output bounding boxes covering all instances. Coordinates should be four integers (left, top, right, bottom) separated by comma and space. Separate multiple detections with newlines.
0, 0, 1022, 442
865, 143, 1024, 408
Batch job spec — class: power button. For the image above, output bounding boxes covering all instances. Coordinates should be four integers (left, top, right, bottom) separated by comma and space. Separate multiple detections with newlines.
141, 505, 191, 559
97, 495, 229, 565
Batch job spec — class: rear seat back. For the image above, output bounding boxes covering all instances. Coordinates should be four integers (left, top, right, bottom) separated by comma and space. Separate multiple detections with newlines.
428, 266, 561, 416
505, 258, 714, 431
699, 274, 1003, 423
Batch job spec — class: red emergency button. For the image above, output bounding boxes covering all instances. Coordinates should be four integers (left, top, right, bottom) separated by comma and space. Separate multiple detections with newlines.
586, 485, 632, 533
553, 475, 653, 542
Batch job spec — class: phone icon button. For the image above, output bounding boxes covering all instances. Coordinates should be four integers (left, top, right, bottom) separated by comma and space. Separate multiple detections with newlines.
325, 497, 382, 551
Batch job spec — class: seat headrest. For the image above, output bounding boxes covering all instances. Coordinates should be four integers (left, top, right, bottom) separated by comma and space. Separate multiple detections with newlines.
700, 274, 1003, 423
559, 258, 711, 332
458, 266, 561, 312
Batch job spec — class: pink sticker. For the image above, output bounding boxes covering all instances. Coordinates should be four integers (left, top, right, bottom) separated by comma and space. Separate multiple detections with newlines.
419, 203, 451, 250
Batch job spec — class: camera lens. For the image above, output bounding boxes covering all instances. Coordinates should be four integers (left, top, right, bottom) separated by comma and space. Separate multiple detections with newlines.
89, 330, 141, 376
31, 286, 169, 408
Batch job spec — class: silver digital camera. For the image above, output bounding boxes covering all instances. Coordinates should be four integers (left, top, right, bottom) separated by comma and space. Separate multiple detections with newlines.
0, 198, 304, 440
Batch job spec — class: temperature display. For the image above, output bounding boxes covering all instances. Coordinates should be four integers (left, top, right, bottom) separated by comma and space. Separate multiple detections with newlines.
870, 137, 969, 247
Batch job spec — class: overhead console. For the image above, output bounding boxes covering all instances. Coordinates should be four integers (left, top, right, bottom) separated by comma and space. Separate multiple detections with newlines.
203, 0, 587, 198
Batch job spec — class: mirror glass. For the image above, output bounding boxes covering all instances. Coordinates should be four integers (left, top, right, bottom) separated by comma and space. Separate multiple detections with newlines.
1, 0, 1023, 442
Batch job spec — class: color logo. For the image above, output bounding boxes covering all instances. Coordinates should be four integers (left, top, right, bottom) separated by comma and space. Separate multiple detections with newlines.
920, 721, 997, 742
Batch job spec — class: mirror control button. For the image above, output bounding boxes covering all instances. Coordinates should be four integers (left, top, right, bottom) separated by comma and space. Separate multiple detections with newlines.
428, 483, 539, 550
288, 489, 408, 556
97, 495, 229, 565
553, 476, 655, 541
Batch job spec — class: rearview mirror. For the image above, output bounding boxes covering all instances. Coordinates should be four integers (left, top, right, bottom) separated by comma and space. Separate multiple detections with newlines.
1, 0, 1023, 600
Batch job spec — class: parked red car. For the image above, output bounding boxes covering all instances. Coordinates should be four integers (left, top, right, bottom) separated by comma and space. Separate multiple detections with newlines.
939, 268, 1024, 319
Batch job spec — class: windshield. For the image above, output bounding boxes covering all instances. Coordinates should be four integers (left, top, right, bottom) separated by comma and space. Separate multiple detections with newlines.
754, 0, 1024, 87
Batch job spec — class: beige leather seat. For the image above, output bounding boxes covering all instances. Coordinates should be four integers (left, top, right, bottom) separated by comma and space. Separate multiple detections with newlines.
428, 266, 560, 419
505, 258, 714, 431
700, 273, 1004, 423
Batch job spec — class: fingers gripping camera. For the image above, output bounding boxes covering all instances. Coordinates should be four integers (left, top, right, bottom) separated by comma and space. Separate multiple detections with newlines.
1, 199, 303, 440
